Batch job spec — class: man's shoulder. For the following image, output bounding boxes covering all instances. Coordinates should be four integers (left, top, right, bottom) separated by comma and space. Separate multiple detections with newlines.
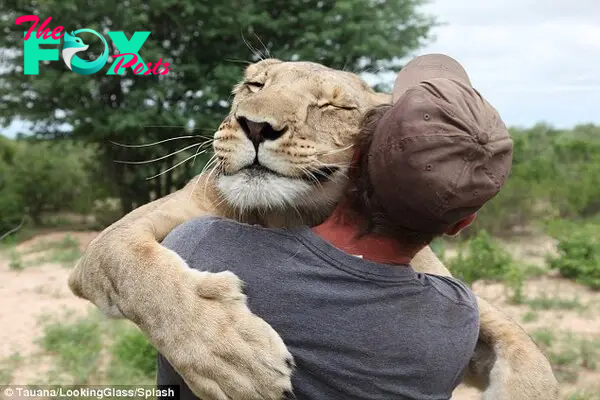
421, 273, 479, 312
161, 216, 249, 253
164, 216, 243, 241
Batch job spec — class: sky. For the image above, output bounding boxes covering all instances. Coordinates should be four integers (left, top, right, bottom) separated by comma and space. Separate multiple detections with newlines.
3, 0, 600, 136
411, 0, 600, 128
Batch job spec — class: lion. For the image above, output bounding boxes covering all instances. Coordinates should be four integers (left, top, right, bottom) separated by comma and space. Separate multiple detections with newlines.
68, 58, 558, 400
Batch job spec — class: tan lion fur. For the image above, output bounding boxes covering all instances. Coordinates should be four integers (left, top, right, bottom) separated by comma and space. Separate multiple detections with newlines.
69, 59, 558, 400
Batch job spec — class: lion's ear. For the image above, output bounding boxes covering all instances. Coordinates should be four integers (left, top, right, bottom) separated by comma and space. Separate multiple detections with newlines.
370, 92, 392, 107
245, 58, 283, 77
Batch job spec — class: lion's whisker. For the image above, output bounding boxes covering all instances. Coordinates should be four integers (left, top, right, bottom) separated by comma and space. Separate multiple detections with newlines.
224, 58, 252, 65
201, 158, 222, 201
252, 32, 271, 59
311, 158, 352, 172
241, 31, 265, 61
312, 159, 351, 168
189, 153, 219, 203
285, 196, 303, 222
113, 142, 206, 165
192, 140, 215, 168
145, 150, 209, 181
200, 153, 219, 176
299, 166, 324, 189
316, 144, 354, 156
110, 135, 205, 148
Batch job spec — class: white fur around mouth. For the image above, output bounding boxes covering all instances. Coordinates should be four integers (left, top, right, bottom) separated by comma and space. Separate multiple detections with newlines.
216, 167, 347, 212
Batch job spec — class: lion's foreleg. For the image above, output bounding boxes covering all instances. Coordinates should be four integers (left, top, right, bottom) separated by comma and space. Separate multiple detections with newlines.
68, 175, 214, 317
410, 247, 558, 399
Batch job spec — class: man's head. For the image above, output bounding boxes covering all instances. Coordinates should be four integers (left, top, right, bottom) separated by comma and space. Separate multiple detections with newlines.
346, 54, 513, 247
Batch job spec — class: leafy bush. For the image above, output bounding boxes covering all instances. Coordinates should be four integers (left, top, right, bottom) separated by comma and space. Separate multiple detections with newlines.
110, 329, 157, 377
447, 230, 525, 303
0, 157, 25, 233
1, 138, 103, 229
448, 230, 514, 284
548, 128, 600, 218
8, 250, 24, 271
467, 123, 600, 236
39, 312, 104, 384
547, 220, 600, 290
91, 198, 124, 230
37, 311, 157, 386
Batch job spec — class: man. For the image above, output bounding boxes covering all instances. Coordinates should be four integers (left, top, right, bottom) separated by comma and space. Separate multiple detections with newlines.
157, 54, 513, 399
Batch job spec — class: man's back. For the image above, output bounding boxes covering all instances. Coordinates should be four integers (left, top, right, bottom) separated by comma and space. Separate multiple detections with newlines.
157, 216, 479, 400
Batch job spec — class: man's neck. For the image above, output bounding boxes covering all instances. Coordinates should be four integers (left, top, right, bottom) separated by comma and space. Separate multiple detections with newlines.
311, 205, 415, 265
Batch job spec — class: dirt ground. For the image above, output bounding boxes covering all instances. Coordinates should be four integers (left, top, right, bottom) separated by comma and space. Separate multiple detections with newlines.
0, 231, 599, 399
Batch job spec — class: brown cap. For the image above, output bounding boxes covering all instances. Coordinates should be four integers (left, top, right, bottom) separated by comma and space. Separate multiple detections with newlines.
367, 54, 513, 234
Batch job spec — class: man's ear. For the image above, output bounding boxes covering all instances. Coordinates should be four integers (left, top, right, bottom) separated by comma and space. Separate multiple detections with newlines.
445, 213, 477, 236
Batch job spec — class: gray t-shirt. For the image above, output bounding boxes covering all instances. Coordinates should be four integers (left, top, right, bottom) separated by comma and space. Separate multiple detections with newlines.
157, 216, 479, 400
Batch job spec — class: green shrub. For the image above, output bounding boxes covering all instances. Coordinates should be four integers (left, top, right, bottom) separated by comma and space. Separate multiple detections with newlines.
36, 311, 157, 387
8, 250, 24, 271
0, 158, 25, 233
548, 221, 600, 290
447, 231, 525, 303
448, 230, 513, 284
1, 138, 109, 228
39, 313, 104, 384
503, 262, 525, 304
464, 124, 600, 236
110, 329, 157, 377
91, 198, 124, 229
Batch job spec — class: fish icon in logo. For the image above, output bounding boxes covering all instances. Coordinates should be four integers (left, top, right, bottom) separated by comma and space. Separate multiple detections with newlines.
61, 29, 108, 75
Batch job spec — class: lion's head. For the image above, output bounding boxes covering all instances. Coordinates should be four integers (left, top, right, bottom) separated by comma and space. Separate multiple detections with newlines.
211, 58, 390, 225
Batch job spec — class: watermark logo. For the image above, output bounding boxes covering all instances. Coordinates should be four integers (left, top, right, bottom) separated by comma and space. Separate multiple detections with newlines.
62, 30, 109, 75
15, 15, 172, 75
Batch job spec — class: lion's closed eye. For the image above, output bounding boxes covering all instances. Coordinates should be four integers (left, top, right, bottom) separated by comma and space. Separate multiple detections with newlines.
245, 82, 264, 93
318, 102, 357, 111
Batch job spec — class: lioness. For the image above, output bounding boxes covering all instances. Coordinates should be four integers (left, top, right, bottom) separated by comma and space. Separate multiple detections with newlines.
69, 58, 558, 400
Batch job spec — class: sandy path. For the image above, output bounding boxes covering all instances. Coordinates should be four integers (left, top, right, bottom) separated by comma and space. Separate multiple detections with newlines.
0, 232, 97, 384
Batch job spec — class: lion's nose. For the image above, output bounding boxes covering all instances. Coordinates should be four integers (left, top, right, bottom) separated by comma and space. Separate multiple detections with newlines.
237, 116, 286, 149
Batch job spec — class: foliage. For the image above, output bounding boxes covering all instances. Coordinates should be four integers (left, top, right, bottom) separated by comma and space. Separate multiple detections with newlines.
8, 250, 24, 270
525, 294, 583, 310
91, 198, 125, 230
0, 353, 23, 385
36, 311, 156, 386
0, 0, 435, 212
530, 330, 600, 384
547, 219, 600, 290
0, 137, 24, 232
448, 230, 514, 284
446, 230, 526, 303
5, 233, 82, 268
0, 138, 97, 227
467, 123, 600, 236
39, 312, 104, 384
110, 329, 157, 378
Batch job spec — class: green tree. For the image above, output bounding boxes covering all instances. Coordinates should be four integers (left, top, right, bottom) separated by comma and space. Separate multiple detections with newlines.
0, 140, 96, 227
0, 0, 435, 212
0, 137, 24, 232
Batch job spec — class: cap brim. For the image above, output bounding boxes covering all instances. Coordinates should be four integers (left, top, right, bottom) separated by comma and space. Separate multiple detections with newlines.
393, 54, 472, 102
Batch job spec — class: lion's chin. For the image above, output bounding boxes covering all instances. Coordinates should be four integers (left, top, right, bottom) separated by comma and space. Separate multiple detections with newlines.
216, 167, 347, 214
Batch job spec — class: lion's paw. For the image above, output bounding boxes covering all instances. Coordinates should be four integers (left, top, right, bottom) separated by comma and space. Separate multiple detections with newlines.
190, 269, 246, 301
159, 268, 294, 400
